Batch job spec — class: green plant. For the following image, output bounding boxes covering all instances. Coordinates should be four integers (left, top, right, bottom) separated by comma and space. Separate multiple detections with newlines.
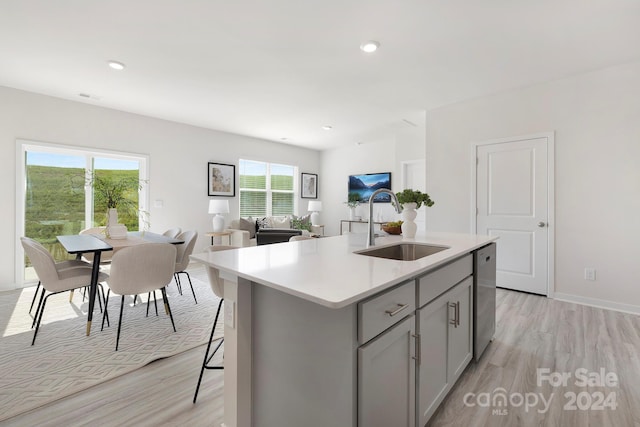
346, 192, 360, 208
395, 189, 435, 209
86, 171, 147, 227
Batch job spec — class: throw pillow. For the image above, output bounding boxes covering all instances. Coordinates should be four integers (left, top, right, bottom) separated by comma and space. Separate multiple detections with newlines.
300, 214, 311, 225
238, 217, 256, 239
256, 217, 271, 230
271, 216, 290, 228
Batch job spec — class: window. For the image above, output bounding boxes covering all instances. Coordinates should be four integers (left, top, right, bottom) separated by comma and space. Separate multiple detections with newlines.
17, 140, 148, 284
239, 159, 297, 217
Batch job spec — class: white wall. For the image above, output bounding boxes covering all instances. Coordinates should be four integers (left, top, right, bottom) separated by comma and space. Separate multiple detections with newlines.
320, 119, 426, 237
0, 86, 320, 289
426, 60, 640, 310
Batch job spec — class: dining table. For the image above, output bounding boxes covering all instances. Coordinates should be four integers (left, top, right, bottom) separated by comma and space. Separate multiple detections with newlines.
56, 231, 184, 336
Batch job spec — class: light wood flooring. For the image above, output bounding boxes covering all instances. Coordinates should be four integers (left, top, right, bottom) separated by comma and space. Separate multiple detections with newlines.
3, 287, 639, 426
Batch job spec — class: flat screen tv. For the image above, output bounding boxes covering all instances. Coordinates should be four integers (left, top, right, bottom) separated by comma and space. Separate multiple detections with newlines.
348, 172, 392, 203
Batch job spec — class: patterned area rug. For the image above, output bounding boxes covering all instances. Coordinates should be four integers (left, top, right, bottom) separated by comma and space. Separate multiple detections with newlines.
0, 270, 222, 422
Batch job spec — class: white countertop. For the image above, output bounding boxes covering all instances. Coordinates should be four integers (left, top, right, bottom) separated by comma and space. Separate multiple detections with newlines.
190, 231, 497, 309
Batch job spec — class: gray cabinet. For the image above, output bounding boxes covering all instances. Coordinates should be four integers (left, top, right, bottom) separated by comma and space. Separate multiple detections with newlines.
357, 280, 416, 427
417, 276, 473, 426
355, 252, 482, 427
358, 315, 416, 427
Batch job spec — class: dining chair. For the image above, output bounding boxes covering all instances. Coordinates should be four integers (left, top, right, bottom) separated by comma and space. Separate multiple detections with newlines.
162, 227, 182, 239
173, 230, 198, 303
21, 237, 93, 314
101, 243, 177, 351
289, 235, 315, 241
193, 245, 237, 403
21, 237, 109, 345
79, 227, 113, 264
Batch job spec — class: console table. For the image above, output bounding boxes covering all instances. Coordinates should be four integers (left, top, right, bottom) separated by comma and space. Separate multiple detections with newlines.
339, 219, 385, 235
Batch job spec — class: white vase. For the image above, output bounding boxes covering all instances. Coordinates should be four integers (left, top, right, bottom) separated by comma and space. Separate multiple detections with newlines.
401, 202, 418, 239
106, 208, 118, 238
107, 208, 119, 226
349, 207, 356, 220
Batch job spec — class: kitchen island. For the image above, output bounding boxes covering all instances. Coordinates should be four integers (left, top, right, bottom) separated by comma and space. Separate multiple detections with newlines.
191, 231, 497, 427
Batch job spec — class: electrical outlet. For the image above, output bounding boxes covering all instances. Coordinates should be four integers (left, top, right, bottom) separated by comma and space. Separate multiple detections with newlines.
584, 268, 596, 281
224, 300, 235, 329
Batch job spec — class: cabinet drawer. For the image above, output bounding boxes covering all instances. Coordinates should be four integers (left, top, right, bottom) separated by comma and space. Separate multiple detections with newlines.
358, 280, 416, 344
418, 254, 472, 308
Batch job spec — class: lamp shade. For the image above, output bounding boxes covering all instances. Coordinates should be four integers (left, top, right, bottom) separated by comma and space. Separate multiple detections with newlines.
208, 199, 230, 214
308, 201, 322, 212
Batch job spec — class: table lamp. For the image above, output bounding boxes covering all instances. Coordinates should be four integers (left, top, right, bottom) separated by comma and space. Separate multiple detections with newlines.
308, 200, 322, 226
209, 199, 230, 232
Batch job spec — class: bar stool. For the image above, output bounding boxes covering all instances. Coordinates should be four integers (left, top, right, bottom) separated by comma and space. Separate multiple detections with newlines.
193, 245, 237, 403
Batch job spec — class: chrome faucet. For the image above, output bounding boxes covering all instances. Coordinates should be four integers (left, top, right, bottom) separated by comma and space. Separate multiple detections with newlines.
368, 189, 403, 246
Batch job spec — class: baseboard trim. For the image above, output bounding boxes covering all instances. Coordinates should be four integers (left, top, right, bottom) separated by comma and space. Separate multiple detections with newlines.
0, 282, 22, 292
552, 292, 640, 316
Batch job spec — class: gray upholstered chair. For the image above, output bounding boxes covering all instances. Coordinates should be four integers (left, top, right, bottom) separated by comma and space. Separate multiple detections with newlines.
21, 237, 92, 314
162, 227, 182, 239
21, 237, 108, 345
79, 227, 113, 264
193, 245, 237, 403
173, 230, 198, 303
101, 243, 177, 351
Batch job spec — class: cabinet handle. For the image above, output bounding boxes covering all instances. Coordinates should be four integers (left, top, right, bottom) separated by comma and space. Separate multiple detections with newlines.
385, 303, 409, 317
456, 301, 460, 327
448, 302, 457, 327
412, 334, 421, 365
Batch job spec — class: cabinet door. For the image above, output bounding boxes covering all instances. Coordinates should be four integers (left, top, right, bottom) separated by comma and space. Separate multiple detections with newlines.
447, 276, 473, 382
416, 296, 450, 426
358, 315, 416, 427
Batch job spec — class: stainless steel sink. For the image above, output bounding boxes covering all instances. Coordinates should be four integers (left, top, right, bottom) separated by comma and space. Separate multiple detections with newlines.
355, 243, 449, 261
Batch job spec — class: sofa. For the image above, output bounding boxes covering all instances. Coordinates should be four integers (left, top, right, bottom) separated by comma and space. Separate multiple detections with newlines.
227, 215, 319, 247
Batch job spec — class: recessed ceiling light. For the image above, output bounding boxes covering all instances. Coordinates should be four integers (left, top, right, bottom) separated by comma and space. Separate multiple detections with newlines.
107, 60, 126, 70
360, 41, 380, 53
322, 125, 333, 131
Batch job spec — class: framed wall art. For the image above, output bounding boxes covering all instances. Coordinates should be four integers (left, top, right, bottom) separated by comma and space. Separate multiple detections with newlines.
301, 172, 318, 199
208, 162, 235, 196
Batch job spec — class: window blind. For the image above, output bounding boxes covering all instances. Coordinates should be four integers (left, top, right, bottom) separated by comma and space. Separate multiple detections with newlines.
240, 159, 296, 217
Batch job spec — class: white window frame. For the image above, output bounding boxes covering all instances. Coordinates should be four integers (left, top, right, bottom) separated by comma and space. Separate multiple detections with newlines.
15, 139, 149, 286
239, 159, 298, 217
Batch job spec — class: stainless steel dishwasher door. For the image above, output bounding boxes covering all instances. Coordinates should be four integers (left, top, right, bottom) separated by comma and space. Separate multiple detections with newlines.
474, 242, 496, 361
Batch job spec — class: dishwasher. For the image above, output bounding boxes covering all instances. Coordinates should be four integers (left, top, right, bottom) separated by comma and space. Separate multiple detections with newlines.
473, 242, 496, 361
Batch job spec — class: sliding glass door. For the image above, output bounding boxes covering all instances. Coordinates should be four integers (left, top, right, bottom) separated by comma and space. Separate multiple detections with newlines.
18, 141, 148, 285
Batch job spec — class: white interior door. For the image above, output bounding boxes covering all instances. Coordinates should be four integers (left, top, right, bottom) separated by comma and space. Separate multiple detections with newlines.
475, 134, 553, 295
401, 160, 426, 231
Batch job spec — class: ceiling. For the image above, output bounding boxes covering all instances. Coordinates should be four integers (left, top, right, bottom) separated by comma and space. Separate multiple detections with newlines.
1, 0, 639, 151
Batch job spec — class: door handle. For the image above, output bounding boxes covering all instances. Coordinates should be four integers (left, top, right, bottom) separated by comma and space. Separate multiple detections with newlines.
412, 333, 421, 364
448, 302, 457, 327
537, 221, 546, 228
385, 303, 409, 317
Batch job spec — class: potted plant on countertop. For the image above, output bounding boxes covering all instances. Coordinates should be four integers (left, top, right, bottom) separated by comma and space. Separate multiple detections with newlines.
394, 189, 435, 238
